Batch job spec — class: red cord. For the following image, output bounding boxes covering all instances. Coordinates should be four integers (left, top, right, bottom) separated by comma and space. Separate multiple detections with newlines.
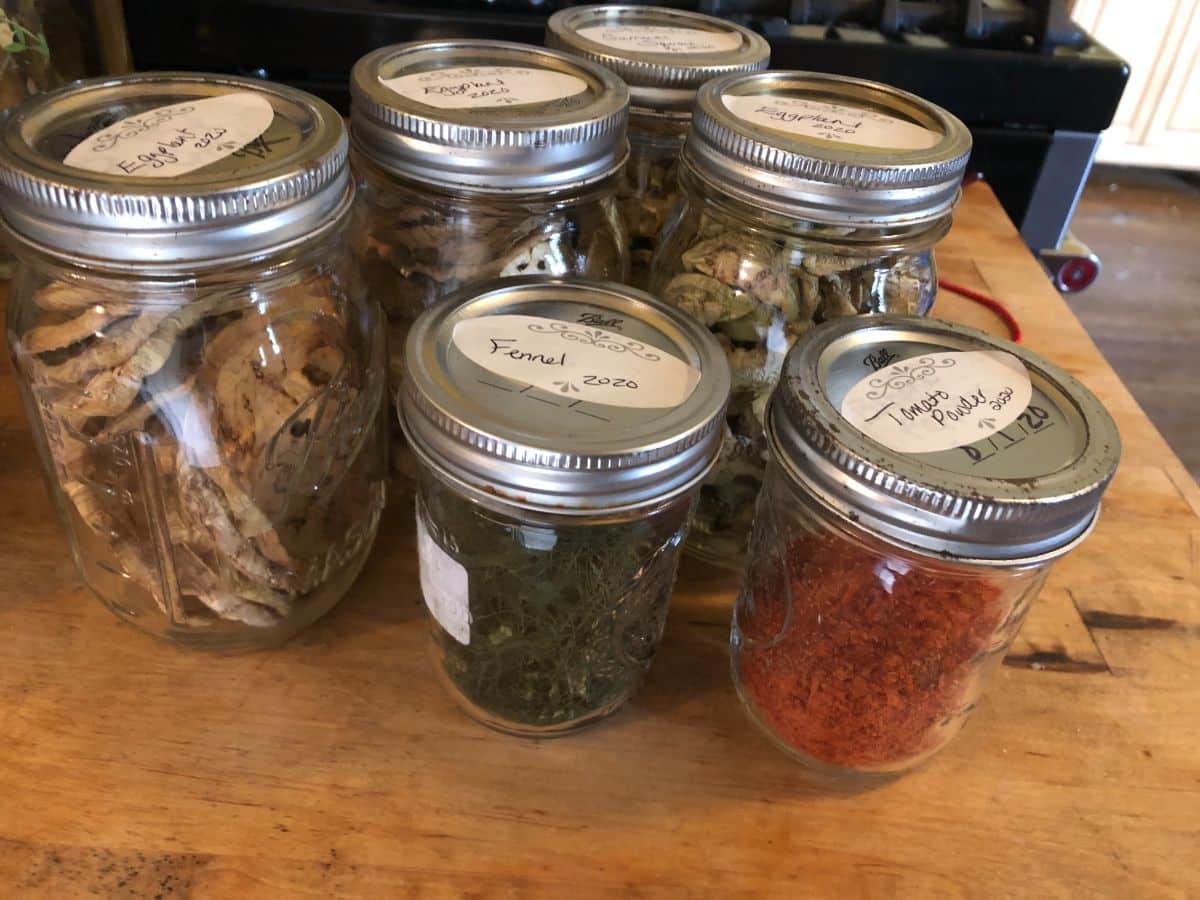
937, 279, 1022, 343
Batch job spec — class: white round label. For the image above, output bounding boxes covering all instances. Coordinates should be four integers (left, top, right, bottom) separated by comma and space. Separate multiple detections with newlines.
723, 94, 941, 150
452, 314, 701, 410
576, 24, 742, 54
62, 92, 276, 178
380, 66, 588, 110
839, 351, 1033, 454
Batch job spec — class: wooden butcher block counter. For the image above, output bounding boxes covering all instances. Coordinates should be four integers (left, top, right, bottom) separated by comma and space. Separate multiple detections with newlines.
0, 182, 1196, 898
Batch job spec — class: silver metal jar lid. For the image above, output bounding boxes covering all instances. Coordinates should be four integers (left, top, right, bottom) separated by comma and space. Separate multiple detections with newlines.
0, 72, 350, 269
545, 6, 769, 113
350, 40, 629, 193
768, 315, 1121, 563
685, 71, 973, 226
400, 277, 731, 515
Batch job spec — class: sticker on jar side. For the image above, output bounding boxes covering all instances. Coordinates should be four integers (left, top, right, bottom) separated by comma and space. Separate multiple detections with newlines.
723, 94, 941, 150
452, 314, 701, 409
417, 514, 471, 646
380, 66, 588, 110
839, 350, 1033, 454
61, 92, 276, 178
576, 24, 742, 54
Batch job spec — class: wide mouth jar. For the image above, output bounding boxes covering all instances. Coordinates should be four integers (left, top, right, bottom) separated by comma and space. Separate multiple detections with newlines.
399, 277, 731, 516
0, 71, 351, 270
684, 70, 973, 228
400, 277, 730, 734
546, 5, 770, 117
350, 39, 629, 195
732, 314, 1122, 781
0, 73, 386, 649
767, 314, 1122, 562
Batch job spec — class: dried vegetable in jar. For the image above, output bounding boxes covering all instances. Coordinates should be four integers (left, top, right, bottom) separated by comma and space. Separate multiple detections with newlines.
546, 5, 769, 286
2, 74, 387, 648
399, 278, 729, 735
732, 315, 1121, 782
649, 71, 972, 567
348, 40, 631, 483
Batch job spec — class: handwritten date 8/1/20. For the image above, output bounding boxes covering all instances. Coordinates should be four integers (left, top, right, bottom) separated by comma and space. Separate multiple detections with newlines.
583, 375, 638, 390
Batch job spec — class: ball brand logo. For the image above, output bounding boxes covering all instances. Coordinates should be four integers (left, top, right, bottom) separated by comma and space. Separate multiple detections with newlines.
863, 348, 899, 371
577, 312, 624, 330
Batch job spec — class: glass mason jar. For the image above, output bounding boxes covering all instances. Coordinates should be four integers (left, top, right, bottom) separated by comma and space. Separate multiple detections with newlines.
348, 40, 631, 486
546, 5, 769, 287
1, 74, 387, 649
648, 71, 973, 567
731, 315, 1121, 784
399, 278, 730, 736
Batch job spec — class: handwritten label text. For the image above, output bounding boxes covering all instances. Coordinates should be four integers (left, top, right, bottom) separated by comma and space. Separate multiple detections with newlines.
839, 350, 1033, 454
452, 314, 700, 409
62, 92, 275, 178
381, 66, 587, 110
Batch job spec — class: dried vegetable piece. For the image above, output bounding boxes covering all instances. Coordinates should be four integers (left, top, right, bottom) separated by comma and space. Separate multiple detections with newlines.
357, 186, 624, 401
662, 273, 755, 326
21, 274, 379, 629
353, 173, 627, 482
619, 137, 683, 286
654, 220, 935, 558
22, 302, 133, 354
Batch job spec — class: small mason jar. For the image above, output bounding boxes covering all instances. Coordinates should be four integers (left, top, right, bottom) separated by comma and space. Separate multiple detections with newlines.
399, 278, 729, 735
1, 74, 387, 649
546, 5, 769, 287
349, 40, 631, 483
649, 71, 973, 567
732, 315, 1121, 784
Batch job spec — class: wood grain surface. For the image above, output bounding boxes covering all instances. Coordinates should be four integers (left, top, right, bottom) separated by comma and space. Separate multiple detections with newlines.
0, 182, 1196, 898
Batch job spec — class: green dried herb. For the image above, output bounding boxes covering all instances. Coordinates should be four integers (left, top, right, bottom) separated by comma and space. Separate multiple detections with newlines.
420, 473, 689, 731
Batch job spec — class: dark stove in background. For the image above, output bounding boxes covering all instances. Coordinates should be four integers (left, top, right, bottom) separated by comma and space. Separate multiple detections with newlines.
121, 0, 1128, 291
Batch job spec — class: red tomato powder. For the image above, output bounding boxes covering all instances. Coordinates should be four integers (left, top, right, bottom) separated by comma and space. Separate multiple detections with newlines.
737, 532, 1008, 769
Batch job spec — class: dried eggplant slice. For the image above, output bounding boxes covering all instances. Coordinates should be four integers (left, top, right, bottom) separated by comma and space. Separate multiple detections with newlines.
177, 458, 298, 593
681, 233, 798, 318
71, 293, 250, 419
662, 273, 756, 326
208, 313, 348, 472
203, 464, 293, 567
34, 281, 109, 312
174, 544, 287, 628
715, 302, 777, 344
498, 230, 578, 278
882, 270, 924, 314
61, 478, 167, 615
801, 252, 864, 277
23, 304, 135, 355
43, 312, 170, 384
797, 271, 820, 321
815, 273, 863, 320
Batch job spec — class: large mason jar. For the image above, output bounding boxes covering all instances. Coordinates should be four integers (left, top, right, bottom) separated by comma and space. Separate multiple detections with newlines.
649, 71, 973, 567
732, 315, 1120, 785
399, 278, 730, 736
1, 74, 387, 649
545, 5, 769, 287
348, 40, 631, 485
